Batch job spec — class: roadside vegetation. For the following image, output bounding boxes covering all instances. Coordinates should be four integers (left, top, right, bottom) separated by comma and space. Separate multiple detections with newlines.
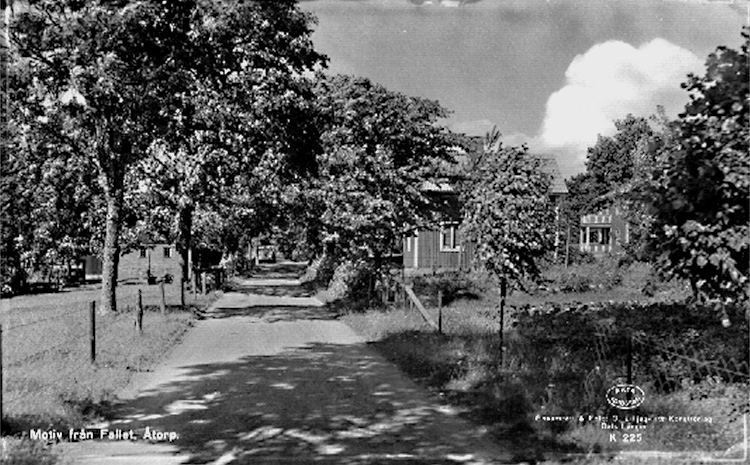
341, 258, 749, 463
0, 283, 214, 464
341, 28, 750, 463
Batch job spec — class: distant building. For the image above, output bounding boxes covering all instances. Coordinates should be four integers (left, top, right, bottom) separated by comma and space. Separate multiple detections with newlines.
84, 235, 183, 282
119, 243, 182, 281
403, 152, 568, 272
579, 206, 630, 255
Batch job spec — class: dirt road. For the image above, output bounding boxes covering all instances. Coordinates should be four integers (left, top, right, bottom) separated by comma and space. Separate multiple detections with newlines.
60, 265, 511, 464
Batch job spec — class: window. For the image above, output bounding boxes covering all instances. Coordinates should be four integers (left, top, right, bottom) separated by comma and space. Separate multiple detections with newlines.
163, 246, 172, 258
588, 227, 611, 245
440, 223, 460, 251
139, 248, 147, 258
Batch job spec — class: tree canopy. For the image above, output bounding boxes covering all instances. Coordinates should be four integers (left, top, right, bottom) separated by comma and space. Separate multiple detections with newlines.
634, 29, 749, 306
563, 114, 653, 226
461, 128, 556, 287
299, 74, 461, 266
7, 0, 325, 310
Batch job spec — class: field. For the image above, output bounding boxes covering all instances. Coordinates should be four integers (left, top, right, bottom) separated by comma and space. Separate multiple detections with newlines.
341, 261, 750, 463
0, 281, 214, 464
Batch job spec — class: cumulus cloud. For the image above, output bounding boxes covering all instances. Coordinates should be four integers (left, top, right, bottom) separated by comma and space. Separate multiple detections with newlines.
451, 38, 704, 178
538, 38, 703, 168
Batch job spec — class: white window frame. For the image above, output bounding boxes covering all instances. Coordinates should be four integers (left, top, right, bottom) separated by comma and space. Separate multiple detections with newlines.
439, 222, 460, 252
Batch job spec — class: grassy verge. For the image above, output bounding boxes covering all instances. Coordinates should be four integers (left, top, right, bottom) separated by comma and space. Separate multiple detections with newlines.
340, 273, 748, 464
0, 282, 216, 463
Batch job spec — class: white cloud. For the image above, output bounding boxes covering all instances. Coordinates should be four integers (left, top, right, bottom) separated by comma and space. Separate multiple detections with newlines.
538, 38, 703, 169
450, 38, 704, 179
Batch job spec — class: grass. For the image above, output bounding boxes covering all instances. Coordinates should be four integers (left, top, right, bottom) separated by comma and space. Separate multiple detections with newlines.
0, 280, 217, 463
339, 263, 748, 463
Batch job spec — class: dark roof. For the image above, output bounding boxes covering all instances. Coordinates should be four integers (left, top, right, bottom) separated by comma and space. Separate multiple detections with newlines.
534, 154, 568, 195
421, 153, 568, 195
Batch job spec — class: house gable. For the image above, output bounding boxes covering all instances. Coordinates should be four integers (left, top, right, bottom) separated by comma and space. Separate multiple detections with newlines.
405, 153, 568, 271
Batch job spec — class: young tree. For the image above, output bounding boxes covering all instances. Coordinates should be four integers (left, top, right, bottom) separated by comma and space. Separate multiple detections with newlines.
461, 128, 556, 363
637, 29, 749, 309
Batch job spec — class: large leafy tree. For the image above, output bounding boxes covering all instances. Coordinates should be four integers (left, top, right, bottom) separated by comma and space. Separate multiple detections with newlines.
303, 75, 461, 270
461, 128, 555, 361
10, 0, 199, 311
3, 20, 104, 291
127, 0, 324, 280
636, 29, 749, 307
10, 0, 325, 311
563, 115, 653, 227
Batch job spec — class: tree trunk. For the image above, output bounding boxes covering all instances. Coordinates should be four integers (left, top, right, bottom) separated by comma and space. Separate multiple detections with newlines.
176, 201, 193, 308
100, 191, 122, 314
498, 275, 507, 369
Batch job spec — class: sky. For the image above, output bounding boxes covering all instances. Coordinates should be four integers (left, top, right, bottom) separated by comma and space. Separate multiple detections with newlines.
299, 0, 748, 178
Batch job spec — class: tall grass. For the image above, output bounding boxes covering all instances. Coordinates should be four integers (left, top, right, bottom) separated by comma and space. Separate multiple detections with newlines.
1, 282, 215, 463
340, 262, 746, 462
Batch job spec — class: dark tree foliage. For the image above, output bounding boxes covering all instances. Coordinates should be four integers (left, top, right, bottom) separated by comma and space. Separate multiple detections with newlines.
299, 74, 461, 267
8, 0, 325, 309
563, 115, 653, 228
635, 29, 749, 308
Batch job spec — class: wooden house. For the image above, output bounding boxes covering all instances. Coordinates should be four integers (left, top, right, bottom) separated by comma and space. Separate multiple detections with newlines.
403, 154, 568, 272
579, 206, 630, 255
119, 243, 182, 281
83, 234, 183, 282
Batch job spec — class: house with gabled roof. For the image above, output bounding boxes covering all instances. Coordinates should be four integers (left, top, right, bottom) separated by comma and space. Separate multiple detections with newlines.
83, 232, 183, 282
403, 151, 568, 272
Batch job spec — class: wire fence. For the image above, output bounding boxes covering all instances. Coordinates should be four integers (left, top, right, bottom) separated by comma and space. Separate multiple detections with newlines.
0, 285, 186, 433
503, 311, 750, 455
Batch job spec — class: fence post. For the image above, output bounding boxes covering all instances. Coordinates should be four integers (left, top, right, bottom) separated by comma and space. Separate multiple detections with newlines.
438, 290, 443, 334
137, 289, 144, 333
627, 331, 633, 385
1, 323, 3, 437
202, 272, 207, 295
159, 281, 166, 314
90, 301, 96, 364
180, 276, 185, 308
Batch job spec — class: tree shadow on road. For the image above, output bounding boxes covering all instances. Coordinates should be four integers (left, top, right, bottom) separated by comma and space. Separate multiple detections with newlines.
246, 262, 308, 280
96, 341, 565, 464
206, 305, 340, 322
225, 282, 315, 298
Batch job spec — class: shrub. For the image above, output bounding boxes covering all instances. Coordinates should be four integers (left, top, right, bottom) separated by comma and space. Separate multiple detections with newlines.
410, 271, 485, 305
325, 258, 382, 309
542, 255, 626, 293
299, 253, 337, 286
1, 438, 59, 465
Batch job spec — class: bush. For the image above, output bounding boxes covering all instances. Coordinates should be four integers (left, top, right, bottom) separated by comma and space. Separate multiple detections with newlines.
410, 271, 486, 305
543, 255, 626, 293
325, 258, 382, 308
1, 438, 59, 465
565, 247, 597, 265
299, 253, 337, 287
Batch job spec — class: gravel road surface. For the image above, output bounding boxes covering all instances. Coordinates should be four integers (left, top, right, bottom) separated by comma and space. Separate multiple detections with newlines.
59, 265, 511, 464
